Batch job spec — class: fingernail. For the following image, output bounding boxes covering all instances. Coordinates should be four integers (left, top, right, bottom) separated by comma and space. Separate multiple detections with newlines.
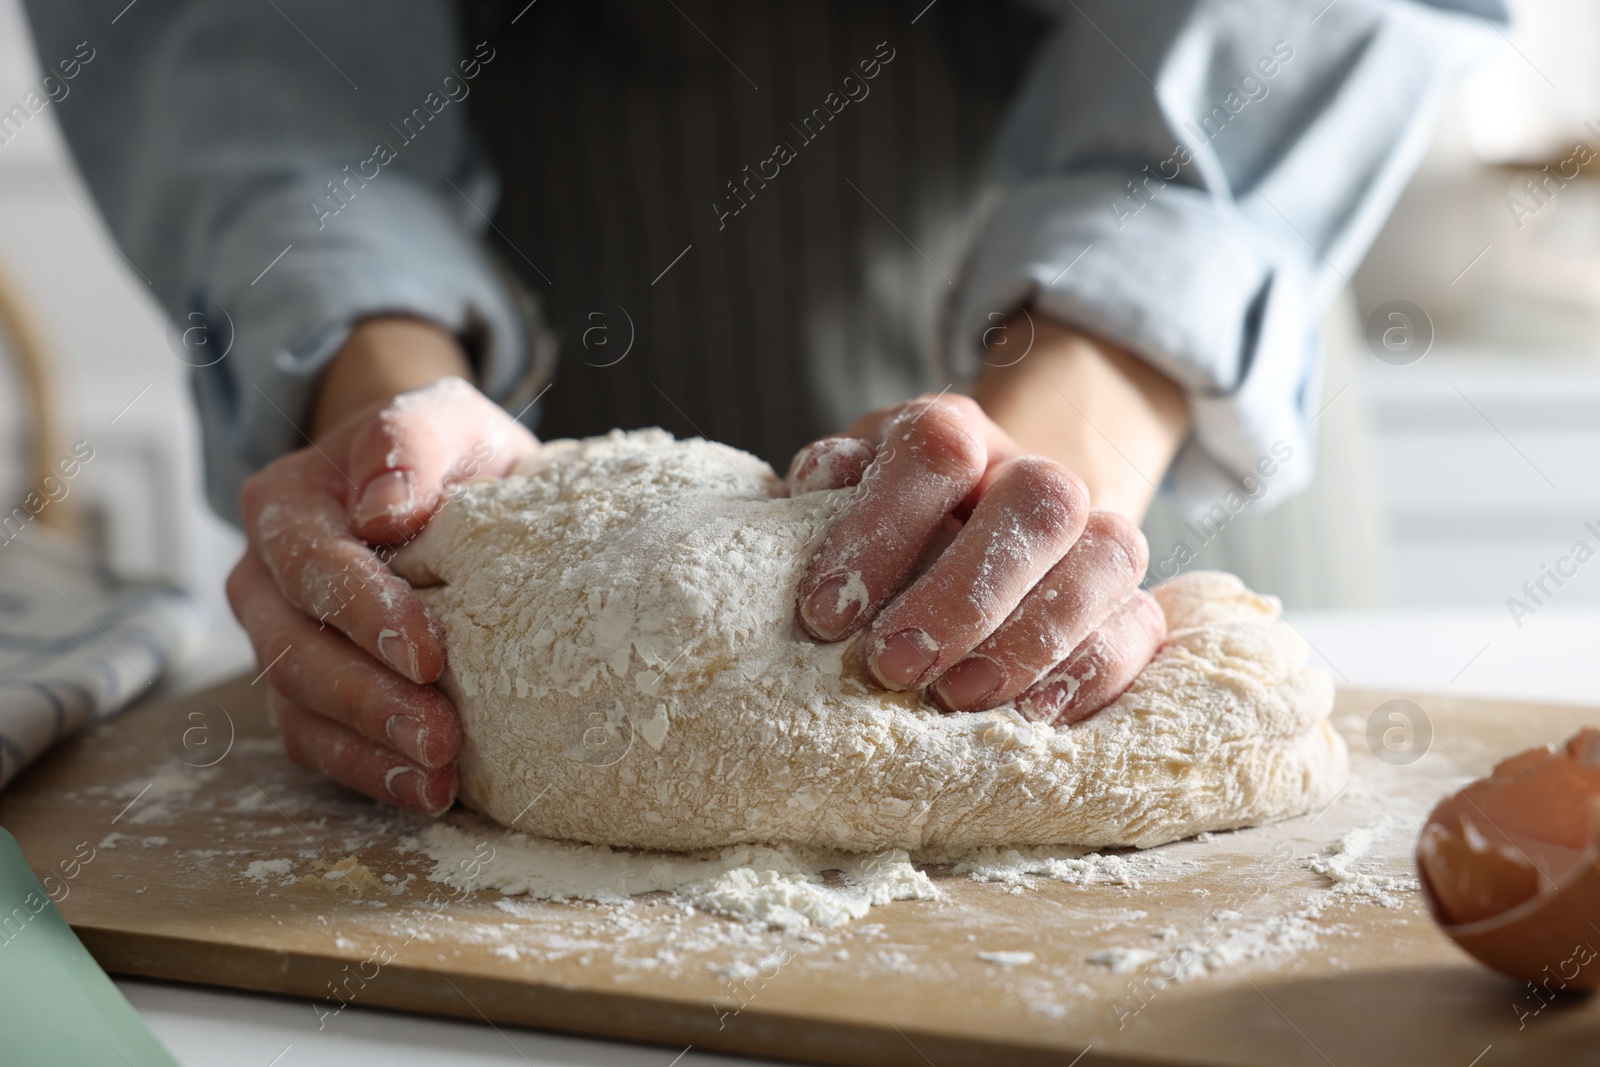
378, 628, 421, 682
1019, 672, 1087, 727
383, 765, 451, 814
386, 714, 430, 765
1015, 691, 1057, 725
802, 573, 867, 639
933, 656, 1004, 711
870, 628, 940, 690
356, 469, 413, 527
384, 765, 452, 814
383, 764, 419, 805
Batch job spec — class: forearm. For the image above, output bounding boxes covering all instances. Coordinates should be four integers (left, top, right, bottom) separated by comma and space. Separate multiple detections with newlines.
312, 316, 473, 437
950, 3, 1497, 517
972, 315, 1187, 521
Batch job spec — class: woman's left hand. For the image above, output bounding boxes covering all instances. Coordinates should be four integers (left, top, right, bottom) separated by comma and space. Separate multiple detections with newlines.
787, 393, 1165, 725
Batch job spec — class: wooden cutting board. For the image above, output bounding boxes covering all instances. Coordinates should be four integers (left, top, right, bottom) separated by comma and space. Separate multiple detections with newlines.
2, 676, 1596, 1066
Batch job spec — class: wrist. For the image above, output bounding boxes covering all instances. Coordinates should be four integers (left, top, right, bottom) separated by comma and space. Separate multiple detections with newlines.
312, 315, 473, 438
972, 314, 1188, 521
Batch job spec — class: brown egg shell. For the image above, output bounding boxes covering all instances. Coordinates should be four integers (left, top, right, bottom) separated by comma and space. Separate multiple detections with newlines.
1417, 730, 1600, 990
1419, 847, 1600, 990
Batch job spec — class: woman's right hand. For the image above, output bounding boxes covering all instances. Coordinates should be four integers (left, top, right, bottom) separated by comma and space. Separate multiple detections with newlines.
226, 320, 538, 813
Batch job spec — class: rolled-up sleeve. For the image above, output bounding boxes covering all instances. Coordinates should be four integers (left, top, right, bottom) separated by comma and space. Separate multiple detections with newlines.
946, 0, 1502, 514
23, 0, 544, 524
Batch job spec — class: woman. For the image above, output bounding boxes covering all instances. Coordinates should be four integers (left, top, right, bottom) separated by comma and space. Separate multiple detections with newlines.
23, 0, 1499, 811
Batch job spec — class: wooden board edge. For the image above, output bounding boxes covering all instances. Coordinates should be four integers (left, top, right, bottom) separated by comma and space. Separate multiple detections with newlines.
74, 924, 1176, 1067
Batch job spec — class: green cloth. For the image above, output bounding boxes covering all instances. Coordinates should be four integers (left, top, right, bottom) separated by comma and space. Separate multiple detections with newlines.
0, 826, 179, 1066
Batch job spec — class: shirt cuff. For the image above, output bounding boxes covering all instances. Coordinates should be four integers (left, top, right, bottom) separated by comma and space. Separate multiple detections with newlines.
185, 173, 545, 525
944, 172, 1319, 517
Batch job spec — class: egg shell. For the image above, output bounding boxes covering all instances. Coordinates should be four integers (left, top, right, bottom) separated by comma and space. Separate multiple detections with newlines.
1420, 848, 1600, 990
1417, 728, 1600, 990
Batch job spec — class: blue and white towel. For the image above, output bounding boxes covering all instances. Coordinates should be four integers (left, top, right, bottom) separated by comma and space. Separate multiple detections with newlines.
0, 526, 201, 790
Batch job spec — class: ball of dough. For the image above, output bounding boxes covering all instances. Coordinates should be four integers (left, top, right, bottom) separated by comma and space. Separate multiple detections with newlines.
394, 429, 1347, 852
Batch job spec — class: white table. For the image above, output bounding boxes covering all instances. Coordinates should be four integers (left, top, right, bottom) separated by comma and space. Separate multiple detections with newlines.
115, 608, 1600, 1067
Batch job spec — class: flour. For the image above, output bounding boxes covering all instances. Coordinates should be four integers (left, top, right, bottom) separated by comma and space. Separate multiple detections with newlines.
242, 858, 294, 884
1139, 912, 1327, 981
977, 950, 1037, 968
98, 832, 169, 850
396, 811, 1211, 935
1308, 820, 1420, 906
1088, 947, 1159, 974
224, 785, 279, 815
406, 818, 937, 930
115, 764, 219, 825
1084, 817, 1421, 981
1086, 904, 1329, 982
933, 845, 1154, 888
394, 429, 1347, 853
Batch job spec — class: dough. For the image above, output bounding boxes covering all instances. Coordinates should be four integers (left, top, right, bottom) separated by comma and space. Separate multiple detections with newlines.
395, 429, 1347, 853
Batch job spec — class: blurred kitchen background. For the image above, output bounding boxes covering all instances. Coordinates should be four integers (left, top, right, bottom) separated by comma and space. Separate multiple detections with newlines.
0, 0, 248, 682
3, 0, 1600, 690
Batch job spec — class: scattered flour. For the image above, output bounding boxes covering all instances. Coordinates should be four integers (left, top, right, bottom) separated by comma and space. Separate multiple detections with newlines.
98, 832, 169, 850
243, 858, 294, 884
1308, 821, 1420, 906
224, 786, 278, 815
872, 949, 919, 975
116, 764, 220, 825
977, 950, 1036, 969
406, 820, 937, 931
1088, 947, 1159, 974
1088, 911, 1325, 982
933, 845, 1153, 888
1085, 818, 1421, 982
1149, 913, 1326, 981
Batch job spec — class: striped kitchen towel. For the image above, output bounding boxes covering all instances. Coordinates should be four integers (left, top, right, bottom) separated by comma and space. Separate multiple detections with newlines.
0, 525, 200, 790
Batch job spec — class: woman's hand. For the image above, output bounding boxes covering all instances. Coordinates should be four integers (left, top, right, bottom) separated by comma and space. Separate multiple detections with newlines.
226, 318, 538, 812
791, 317, 1189, 725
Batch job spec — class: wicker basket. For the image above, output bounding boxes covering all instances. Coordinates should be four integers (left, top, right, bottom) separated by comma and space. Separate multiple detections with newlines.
0, 256, 76, 536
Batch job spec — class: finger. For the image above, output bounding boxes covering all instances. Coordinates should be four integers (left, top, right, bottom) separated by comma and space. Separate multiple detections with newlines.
227, 552, 460, 768
861, 456, 1088, 691
241, 456, 444, 685
786, 436, 875, 495
269, 690, 457, 814
346, 377, 538, 544
841, 402, 912, 442
797, 396, 990, 642
1017, 590, 1167, 727
932, 511, 1147, 712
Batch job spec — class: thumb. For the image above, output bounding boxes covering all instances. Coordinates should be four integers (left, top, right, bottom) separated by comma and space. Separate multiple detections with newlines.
347, 377, 539, 545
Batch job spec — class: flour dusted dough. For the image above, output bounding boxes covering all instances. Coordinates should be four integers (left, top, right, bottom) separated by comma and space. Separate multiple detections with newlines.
395, 429, 1347, 852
